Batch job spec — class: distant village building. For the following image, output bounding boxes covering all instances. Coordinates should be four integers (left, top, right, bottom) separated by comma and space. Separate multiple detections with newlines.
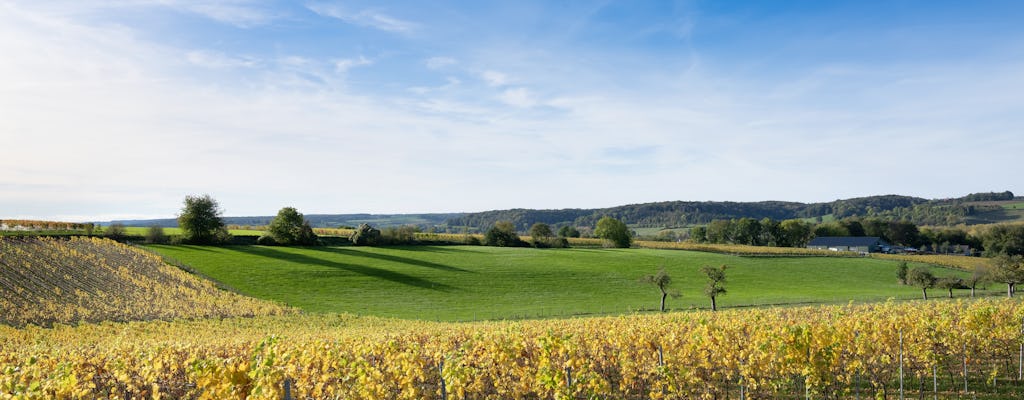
806, 236, 889, 253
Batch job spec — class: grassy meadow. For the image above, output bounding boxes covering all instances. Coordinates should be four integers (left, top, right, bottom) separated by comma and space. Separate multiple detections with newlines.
145, 245, 987, 320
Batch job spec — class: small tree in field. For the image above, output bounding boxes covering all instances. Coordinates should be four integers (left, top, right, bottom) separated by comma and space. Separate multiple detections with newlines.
936, 277, 963, 299
595, 216, 631, 248
267, 207, 318, 246
992, 254, 1024, 297
641, 266, 679, 312
907, 267, 936, 300
178, 194, 230, 244
145, 225, 168, 244
104, 223, 127, 240
529, 222, 553, 247
702, 265, 727, 311
966, 265, 990, 297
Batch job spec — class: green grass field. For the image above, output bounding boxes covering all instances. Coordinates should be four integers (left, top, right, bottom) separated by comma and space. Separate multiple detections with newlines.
145, 245, 989, 321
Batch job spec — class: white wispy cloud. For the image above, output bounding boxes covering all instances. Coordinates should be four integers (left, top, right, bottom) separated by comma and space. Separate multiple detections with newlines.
306, 3, 416, 34
498, 87, 537, 108
481, 70, 508, 86
167, 1, 275, 27
425, 56, 457, 70
334, 56, 372, 73
186, 50, 258, 69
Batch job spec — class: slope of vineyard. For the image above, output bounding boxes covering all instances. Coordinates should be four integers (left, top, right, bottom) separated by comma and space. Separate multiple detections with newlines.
2, 299, 1023, 399
0, 237, 291, 327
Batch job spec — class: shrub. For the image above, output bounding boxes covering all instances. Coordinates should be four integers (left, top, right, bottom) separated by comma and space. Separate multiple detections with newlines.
381, 225, 420, 245
484, 221, 525, 247
104, 223, 127, 241
144, 225, 168, 244
350, 224, 381, 246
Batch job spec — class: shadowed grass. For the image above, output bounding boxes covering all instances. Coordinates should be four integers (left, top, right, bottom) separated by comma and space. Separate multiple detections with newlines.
146, 245, 991, 321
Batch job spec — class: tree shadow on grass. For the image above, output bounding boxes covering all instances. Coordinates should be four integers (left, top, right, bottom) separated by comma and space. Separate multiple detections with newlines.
230, 246, 457, 292
308, 246, 472, 273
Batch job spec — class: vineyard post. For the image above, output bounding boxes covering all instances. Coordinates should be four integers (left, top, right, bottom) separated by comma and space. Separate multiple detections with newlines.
658, 345, 666, 397
565, 366, 573, 391
438, 361, 447, 400
855, 331, 860, 400
899, 329, 904, 400
1019, 316, 1023, 381
932, 365, 936, 400
963, 342, 968, 394
283, 377, 292, 400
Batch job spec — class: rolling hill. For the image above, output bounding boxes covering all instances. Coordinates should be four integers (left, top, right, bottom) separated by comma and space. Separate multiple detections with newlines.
0, 236, 291, 326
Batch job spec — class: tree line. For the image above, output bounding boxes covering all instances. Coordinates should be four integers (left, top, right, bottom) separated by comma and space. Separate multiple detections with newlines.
444, 191, 1016, 233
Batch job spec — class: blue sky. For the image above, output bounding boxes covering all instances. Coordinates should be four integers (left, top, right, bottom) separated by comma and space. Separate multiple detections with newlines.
1, 1, 1022, 221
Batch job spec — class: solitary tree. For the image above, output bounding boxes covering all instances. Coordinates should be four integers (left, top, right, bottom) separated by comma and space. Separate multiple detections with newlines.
936, 277, 963, 299
484, 221, 524, 247
178, 194, 229, 244
595, 216, 631, 248
991, 254, 1024, 297
144, 224, 168, 244
906, 267, 936, 300
266, 207, 318, 246
702, 265, 727, 311
965, 265, 990, 297
529, 222, 555, 248
641, 266, 679, 312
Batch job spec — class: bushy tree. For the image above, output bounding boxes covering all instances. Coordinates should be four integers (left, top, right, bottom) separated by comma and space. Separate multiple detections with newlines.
350, 223, 381, 246
144, 225, 168, 244
178, 194, 230, 244
966, 265, 990, 297
529, 222, 565, 248
936, 277, 964, 298
907, 267, 936, 300
558, 225, 581, 238
641, 266, 679, 312
702, 265, 727, 311
982, 224, 1024, 257
595, 216, 631, 248
104, 223, 127, 241
266, 207, 318, 246
484, 221, 524, 247
896, 261, 909, 285
992, 254, 1024, 297
689, 226, 708, 243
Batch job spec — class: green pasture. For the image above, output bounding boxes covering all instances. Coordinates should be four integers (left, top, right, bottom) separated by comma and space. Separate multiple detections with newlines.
145, 245, 990, 321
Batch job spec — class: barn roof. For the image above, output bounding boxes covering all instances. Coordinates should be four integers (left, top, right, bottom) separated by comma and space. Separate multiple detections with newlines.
807, 236, 887, 247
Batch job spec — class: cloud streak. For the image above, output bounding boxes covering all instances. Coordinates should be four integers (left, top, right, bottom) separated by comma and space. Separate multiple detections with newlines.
306, 3, 416, 33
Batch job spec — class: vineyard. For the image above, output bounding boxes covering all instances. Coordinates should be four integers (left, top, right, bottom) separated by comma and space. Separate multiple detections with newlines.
2, 299, 1024, 399
872, 253, 993, 271
0, 237, 291, 327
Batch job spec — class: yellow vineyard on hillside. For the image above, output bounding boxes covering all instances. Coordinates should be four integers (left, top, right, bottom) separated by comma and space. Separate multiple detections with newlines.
2, 299, 1023, 399
0, 236, 291, 327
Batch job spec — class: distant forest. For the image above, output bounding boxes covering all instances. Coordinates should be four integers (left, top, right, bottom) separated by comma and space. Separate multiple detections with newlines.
444, 191, 1018, 232
109, 191, 1018, 232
